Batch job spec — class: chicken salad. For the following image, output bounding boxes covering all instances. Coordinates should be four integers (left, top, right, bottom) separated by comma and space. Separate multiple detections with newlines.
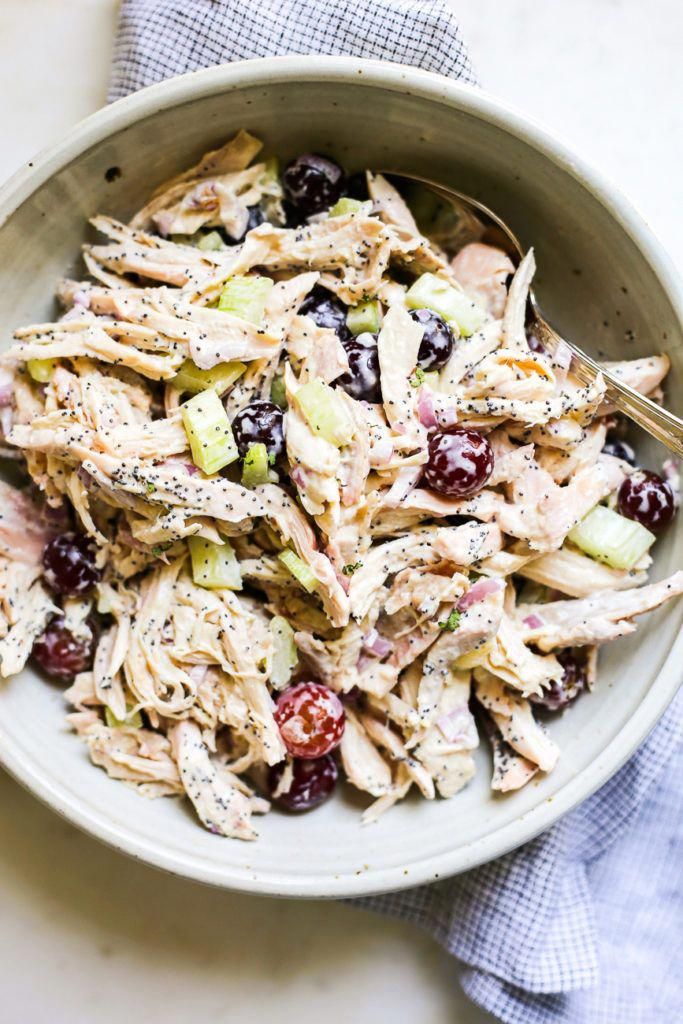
0, 130, 680, 839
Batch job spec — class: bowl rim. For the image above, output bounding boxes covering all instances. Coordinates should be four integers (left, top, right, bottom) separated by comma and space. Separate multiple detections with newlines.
0, 54, 681, 898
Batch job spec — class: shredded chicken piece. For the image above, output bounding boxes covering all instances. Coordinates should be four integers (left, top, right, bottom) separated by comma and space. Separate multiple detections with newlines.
478, 707, 539, 792
451, 243, 515, 318
171, 720, 265, 839
474, 669, 559, 772
416, 584, 505, 723
376, 303, 427, 446
69, 711, 183, 797
340, 708, 393, 797
517, 571, 683, 649
348, 522, 502, 622
411, 671, 478, 797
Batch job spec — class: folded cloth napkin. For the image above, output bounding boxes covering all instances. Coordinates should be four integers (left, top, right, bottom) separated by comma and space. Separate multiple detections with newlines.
110, 4, 683, 1021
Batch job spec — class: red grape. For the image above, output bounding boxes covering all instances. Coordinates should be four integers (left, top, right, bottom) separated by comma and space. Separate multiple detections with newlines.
409, 308, 455, 370
32, 617, 95, 682
424, 429, 494, 497
274, 681, 345, 759
42, 532, 101, 597
531, 649, 588, 712
283, 153, 346, 216
231, 401, 285, 461
268, 754, 338, 812
617, 470, 675, 532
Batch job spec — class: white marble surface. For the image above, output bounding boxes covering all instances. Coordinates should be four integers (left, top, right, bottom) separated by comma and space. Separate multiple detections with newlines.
0, 2, 680, 1022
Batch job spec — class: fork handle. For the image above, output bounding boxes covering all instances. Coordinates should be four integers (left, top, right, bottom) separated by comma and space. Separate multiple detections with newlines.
535, 322, 683, 458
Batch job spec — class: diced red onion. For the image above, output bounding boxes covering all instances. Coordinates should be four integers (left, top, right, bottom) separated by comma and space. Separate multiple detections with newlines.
0, 407, 12, 436
437, 705, 478, 748
457, 577, 504, 611
523, 613, 544, 629
362, 628, 393, 659
417, 388, 438, 429
0, 367, 14, 408
290, 466, 307, 489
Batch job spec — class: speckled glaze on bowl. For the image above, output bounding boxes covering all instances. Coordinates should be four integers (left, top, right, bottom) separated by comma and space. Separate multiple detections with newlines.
0, 57, 681, 898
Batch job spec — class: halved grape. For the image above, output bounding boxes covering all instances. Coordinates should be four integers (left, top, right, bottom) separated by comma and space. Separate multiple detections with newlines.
409, 307, 456, 370
336, 339, 382, 403
602, 439, 636, 465
43, 532, 101, 597
298, 286, 350, 340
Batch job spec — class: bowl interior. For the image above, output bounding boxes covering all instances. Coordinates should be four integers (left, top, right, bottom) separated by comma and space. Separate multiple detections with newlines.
0, 60, 681, 896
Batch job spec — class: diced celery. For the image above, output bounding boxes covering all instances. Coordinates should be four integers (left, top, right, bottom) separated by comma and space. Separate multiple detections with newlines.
294, 379, 355, 447
269, 615, 298, 689
270, 374, 287, 409
346, 299, 382, 336
260, 156, 279, 184
568, 504, 655, 570
406, 272, 487, 337
181, 389, 238, 475
197, 230, 226, 251
27, 358, 56, 383
218, 275, 273, 324
329, 197, 371, 218
105, 706, 143, 729
188, 536, 242, 590
242, 443, 270, 488
278, 549, 318, 593
172, 359, 245, 395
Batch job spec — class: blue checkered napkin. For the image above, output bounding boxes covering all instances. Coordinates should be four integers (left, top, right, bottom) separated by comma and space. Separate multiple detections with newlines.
109, 4, 683, 1021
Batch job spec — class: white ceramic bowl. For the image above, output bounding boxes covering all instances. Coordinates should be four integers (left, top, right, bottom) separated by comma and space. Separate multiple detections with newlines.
0, 57, 681, 897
